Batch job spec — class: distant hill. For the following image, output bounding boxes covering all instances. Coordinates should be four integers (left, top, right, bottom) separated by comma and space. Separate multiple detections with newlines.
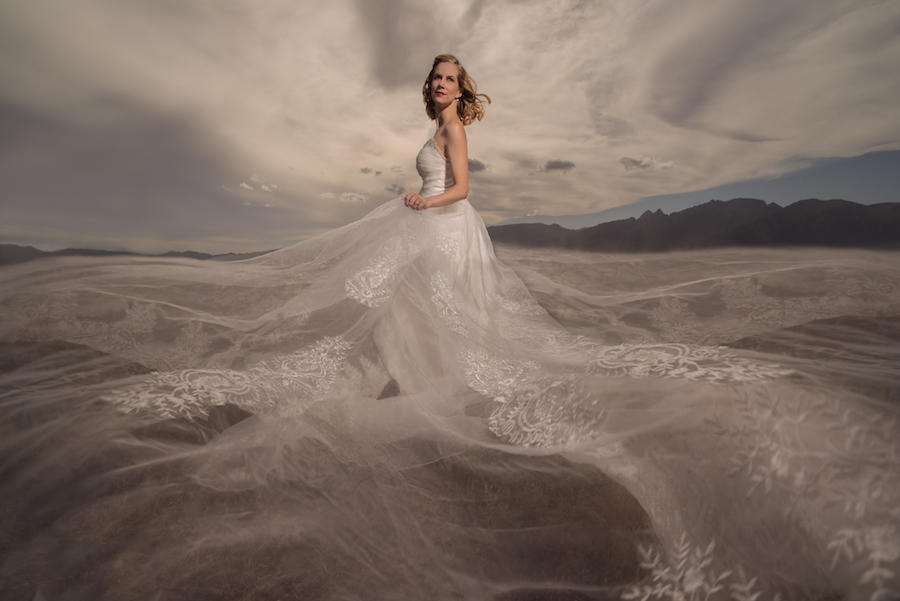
0, 245, 274, 267
5, 198, 898, 266
497, 203, 656, 229
487, 198, 900, 251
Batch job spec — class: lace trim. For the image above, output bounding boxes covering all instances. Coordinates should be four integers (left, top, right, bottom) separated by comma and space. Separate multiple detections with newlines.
460, 350, 539, 403
345, 240, 403, 307
494, 293, 546, 316
430, 272, 467, 334
623, 535, 768, 601
101, 336, 351, 419
620, 387, 900, 599
461, 349, 609, 447
437, 231, 461, 258
462, 341, 792, 447
587, 343, 792, 383
7, 292, 223, 370
715, 389, 900, 527
490, 275, 546, 316
486, 375, 609, 447
623, 527, 899, 601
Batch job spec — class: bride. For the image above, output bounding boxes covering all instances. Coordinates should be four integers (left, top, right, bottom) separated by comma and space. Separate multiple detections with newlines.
402, 53, 485, 213
0, 55, 898, 600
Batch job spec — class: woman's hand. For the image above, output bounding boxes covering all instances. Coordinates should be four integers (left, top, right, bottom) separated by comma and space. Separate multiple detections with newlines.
404, 192, 429, 211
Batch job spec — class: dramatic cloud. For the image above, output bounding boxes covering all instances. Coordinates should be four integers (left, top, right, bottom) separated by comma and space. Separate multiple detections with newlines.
591, 112, 634, 138
544, 160, 575, 172
620, 156, 674, 171
1, 0, 898, 252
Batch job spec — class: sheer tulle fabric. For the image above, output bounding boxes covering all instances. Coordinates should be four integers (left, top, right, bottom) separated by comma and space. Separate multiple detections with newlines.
0, 139, 898, 600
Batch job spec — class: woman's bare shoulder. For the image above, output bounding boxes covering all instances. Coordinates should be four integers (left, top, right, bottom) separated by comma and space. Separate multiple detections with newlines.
443, 121, 467, 146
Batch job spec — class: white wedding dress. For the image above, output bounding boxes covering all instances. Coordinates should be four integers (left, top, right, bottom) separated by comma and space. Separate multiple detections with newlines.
0, 137, 898, 600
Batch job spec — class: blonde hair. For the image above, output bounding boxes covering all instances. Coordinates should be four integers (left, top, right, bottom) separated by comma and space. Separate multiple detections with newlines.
422, 54, 491, 125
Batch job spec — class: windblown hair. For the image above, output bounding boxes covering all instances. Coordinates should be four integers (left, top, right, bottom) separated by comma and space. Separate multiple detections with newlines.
422, 54, 491, 125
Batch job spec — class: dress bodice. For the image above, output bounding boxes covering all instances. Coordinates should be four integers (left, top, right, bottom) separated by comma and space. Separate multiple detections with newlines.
416, 138, 461, 199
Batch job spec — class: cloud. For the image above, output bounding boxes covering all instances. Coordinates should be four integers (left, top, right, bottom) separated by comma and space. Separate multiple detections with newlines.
360, 167, 372, 174
341, 192, 368, 203
385, 183, 405, 195
544, 160, 575, 172
240, 178, 278, 192
1, 0, 898, 249
0, 98, 270, 231
638, 3, 833, 128
321, 191, 369, 204
619, 156, 674, 171
352, 0, 487, 89
591, 113, 634, 138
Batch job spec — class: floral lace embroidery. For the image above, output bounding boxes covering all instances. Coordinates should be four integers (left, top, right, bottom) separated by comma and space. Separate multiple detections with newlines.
430, 272, 467, 334
587, 343, 792, 383
699, 388, 900, 599
102, 336, 351, 419
623, 527, 899, 601
712, 390, 900, 510
462, 341, 792, 447
622, 535, 769, 601
437, 231, 461, 258
486, 374, 609, 447
828, 526, 899, 598
461, 349, 609, 446
8, 293, 215, 370
642, 269, 900, 343
490, 277, 546, 316
345, 240, 403, 307
494, 293, 546, 316
460, 350, 539, 403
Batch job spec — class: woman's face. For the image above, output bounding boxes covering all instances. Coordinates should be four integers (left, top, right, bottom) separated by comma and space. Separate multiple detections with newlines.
430, 61, 461, 109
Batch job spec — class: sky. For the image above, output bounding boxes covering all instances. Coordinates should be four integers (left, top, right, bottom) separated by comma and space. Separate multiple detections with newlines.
502, 149, 900, 228
1, 0, 899, 253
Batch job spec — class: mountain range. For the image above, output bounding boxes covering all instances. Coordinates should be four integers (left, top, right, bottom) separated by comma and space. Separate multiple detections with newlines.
0, 245, 272, 267
487, 198, 900, 251
3, 198, 898, 266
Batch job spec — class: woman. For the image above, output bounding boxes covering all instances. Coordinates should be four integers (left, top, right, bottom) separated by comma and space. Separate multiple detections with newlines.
0, 55, 897, 600
403, 54, 486, 212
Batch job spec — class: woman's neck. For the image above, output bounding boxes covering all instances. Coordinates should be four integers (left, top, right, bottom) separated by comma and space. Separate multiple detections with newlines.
436, 103, 461, 128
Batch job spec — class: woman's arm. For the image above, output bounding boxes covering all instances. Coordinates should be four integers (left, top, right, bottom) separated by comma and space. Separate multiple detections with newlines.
423, 124, 469, 209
